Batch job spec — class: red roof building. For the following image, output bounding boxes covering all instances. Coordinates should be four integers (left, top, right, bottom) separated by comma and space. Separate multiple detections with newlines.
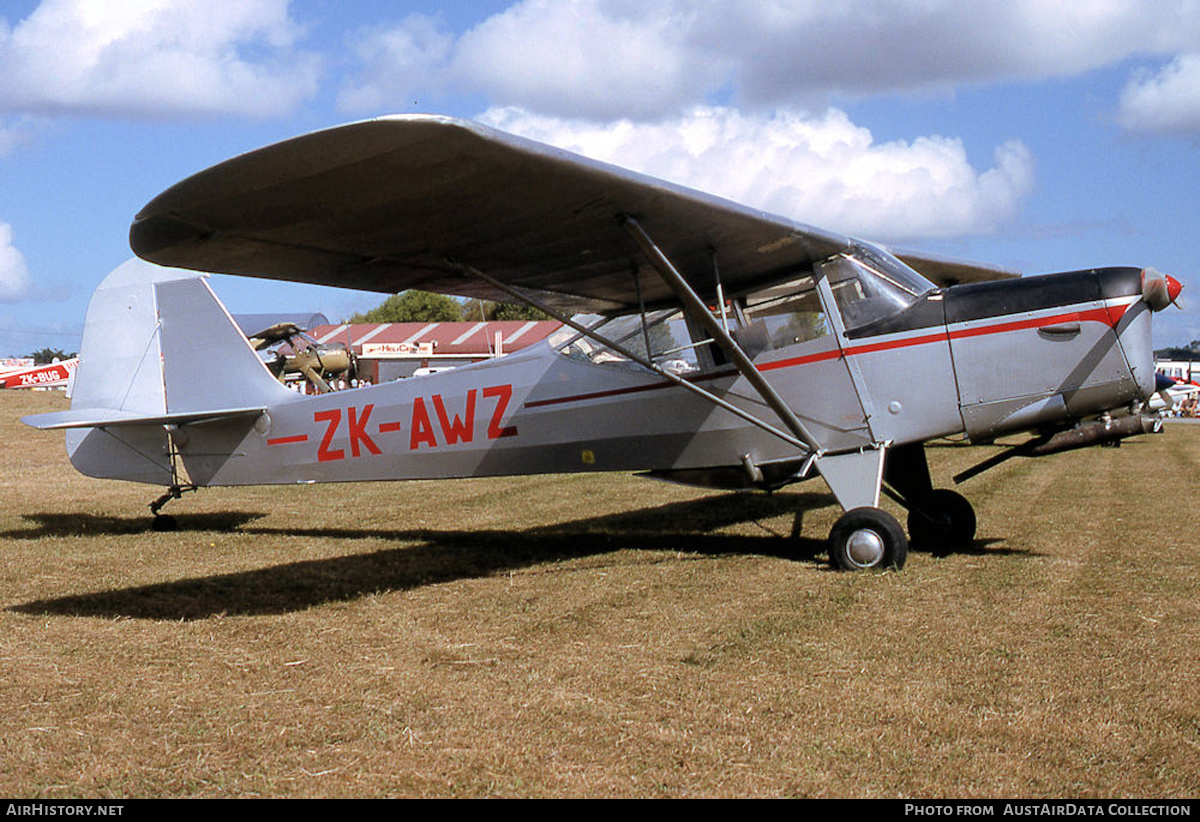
309, 320, 563, 382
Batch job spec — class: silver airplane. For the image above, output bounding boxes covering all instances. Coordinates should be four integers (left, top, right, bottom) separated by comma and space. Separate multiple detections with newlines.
23, 115, 1184, 570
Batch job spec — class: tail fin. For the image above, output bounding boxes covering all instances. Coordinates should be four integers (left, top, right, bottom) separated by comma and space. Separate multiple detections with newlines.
24, 258, 290, 484
155, 267, 291, 413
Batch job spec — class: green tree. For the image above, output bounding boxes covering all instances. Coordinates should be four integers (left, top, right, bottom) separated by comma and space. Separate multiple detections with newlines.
347, 290, 461, 323
1155, 344, 1200, 361
491, 302, 551, 321
25, 347, 76, 364
460, 299, 551, 322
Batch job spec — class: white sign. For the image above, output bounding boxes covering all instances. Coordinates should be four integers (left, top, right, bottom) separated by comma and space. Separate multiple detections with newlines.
362, 341, 435, 358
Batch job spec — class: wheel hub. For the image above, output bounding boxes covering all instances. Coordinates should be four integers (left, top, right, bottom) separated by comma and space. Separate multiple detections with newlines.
846, 528, 885, 567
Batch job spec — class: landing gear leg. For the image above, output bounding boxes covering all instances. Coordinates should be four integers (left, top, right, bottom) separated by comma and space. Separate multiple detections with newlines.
150, 429, 198, 531
816, 448, 907, 571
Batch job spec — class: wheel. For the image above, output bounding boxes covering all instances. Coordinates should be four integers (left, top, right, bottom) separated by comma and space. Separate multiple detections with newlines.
828, 507, 908, 571
907, 489, 975, 557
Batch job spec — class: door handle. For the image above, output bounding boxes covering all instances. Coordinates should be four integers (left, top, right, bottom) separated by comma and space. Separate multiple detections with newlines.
1038, 322, 1081, 339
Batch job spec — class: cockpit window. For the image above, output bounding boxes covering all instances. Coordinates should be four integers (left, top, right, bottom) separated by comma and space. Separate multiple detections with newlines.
819, 244, 935, 333
550, 244, 937, 369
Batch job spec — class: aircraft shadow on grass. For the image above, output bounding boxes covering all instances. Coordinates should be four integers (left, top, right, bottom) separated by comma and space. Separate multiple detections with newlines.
7, 491, 1011, 620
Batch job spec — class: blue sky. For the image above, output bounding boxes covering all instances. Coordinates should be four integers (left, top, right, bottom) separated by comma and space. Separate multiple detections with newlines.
2, 0, 1199, 356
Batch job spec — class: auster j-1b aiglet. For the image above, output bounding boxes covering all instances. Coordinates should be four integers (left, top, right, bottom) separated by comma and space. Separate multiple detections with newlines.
24, 116, 1184, 570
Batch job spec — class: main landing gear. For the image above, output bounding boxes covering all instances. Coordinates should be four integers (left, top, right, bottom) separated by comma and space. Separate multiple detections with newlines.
905, 488, 976, 557
823, 443, 978, 571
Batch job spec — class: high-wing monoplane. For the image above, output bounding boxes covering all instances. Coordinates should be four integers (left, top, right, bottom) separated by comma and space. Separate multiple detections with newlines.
23, 115, 1184, 569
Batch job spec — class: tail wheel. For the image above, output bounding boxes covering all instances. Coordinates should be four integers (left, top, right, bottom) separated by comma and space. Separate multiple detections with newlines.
828, 507, 908, 571
907, 489, 976, 557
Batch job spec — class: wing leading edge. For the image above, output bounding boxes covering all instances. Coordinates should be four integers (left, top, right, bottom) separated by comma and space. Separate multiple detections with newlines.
131, 115, 1016, 312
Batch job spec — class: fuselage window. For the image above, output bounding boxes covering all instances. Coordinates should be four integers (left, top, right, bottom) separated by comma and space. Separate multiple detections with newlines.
740, 275, 830, 352
553, 310, 701, 375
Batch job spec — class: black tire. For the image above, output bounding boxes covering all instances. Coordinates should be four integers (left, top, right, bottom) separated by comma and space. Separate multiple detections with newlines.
828, 507, 908, 571
907, 489, 976, 557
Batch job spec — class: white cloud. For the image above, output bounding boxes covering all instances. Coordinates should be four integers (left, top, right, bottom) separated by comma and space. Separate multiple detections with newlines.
1118, 53, 1200, 134
481, 106, 1035, 242
337, 14, 455, 113
0, 223, 33, 302
449, 1, 719, 120
0, 0, 319, 119
696, 0, 1200, 105
337, 2, 718, 119
0, 114, 41, 156
340, 0, 1200, 121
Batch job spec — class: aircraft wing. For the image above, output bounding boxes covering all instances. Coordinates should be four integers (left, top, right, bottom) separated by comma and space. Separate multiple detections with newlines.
131, 115, 1015, 313
245, 322, 306, 349
890, 248, 1020, 286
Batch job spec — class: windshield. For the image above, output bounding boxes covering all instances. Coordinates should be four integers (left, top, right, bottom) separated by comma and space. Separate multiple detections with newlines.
819, 244, 935, 333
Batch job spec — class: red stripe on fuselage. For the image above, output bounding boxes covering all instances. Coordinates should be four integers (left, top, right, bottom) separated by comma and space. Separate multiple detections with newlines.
267, 434, 309, 446
943, 305, 1121, 342
524, 303, 1129, 409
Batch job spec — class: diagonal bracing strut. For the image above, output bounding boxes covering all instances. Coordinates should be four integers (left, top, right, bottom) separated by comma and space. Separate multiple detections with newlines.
619, 216, 824, 455
447, 259, 813, 453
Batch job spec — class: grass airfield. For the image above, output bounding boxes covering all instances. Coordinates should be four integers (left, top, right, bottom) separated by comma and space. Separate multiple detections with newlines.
1, 390, 1197, 798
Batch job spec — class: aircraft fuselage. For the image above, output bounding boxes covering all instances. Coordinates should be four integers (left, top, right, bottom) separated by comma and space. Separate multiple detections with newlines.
137, 266, 1157, 491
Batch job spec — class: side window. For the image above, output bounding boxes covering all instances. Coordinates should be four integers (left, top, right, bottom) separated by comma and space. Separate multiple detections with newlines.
552, 310, 702, 375
741, 275, 830, 352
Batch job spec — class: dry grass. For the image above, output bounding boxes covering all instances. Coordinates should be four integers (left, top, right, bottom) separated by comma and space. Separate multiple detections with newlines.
0, 390, 1197, 798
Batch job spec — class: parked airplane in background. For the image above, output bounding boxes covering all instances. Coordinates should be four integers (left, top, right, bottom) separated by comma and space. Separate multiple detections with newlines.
1, 358, 77, 390
23, 116, 1183, 569
246, 321, 354, 394
1151, 374, 1200, 416
1156, 360, 1200, 384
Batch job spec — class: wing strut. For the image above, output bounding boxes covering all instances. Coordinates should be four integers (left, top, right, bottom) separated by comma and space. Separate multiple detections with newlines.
619, 217, 824, 455
448, 259, 812, 453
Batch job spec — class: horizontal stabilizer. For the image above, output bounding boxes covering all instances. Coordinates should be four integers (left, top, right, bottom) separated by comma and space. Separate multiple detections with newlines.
23, 406, 266, 431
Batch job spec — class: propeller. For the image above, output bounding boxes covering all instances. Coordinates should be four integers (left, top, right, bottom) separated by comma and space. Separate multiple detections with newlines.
1142, 267, 1184, 311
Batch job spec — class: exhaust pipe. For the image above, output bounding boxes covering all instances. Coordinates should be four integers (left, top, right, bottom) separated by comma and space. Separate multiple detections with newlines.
954, 414, 1160, 484
1025, 414, 1161, 457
